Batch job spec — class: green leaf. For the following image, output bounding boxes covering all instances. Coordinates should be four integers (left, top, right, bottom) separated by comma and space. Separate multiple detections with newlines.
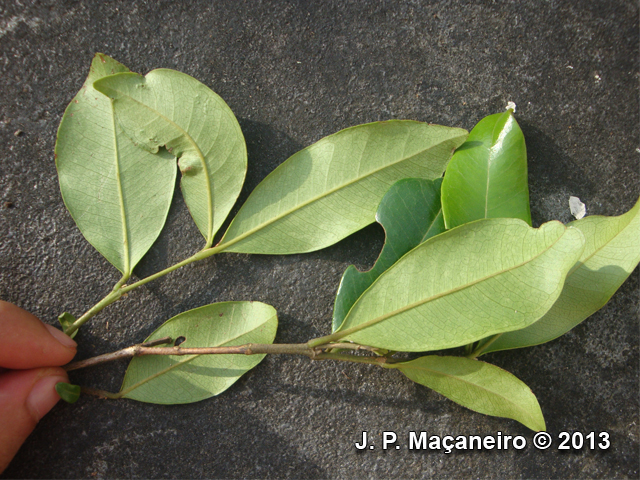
330, 219, 585, 351
485, 196, 640, 353
441, 110, 531, 229
55, 382, 81, 404
389, 356, 545, 431
93, 69, 247, 247
57, 312, 78, 339
55, 54, 177, 274
120, 302, 277, 404
332, 178, 445, 332
218, 121, 467, 254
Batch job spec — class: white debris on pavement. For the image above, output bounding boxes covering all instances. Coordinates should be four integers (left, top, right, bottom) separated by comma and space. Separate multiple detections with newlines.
506, 101, 517, 112
569, 196, 586, 220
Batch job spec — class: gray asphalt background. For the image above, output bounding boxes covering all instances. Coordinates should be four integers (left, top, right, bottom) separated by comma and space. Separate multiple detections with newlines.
1, 1, 638, 478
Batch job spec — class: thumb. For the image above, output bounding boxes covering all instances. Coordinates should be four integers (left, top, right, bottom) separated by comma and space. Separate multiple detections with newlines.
0, 367, 68, 472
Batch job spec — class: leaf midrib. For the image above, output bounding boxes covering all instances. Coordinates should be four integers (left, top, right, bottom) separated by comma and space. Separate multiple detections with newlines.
220, 131, 466, 249
110, 101, 130, 275
484, 113, 508, 218
339, 225, 568, 339
420, 208, 443, 243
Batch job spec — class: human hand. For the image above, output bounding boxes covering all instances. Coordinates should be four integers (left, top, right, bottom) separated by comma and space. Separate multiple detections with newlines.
0, 301, 77, 472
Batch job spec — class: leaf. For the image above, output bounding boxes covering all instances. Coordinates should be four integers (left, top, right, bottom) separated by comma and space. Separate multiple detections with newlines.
93, 69, 247, 247
332, 178, 445, 332
55, 382, 81, 404
58, 312, 78, 339
120, 302, 277, 404
329, 219, 585, 352
218, 121, 468, 254
389, 356, 545, 431
485, 196, 640, 353
55, 54, 177, 275
441, 110, 531, 229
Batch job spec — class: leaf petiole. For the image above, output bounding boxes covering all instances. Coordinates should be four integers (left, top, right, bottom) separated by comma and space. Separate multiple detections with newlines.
64, 289, 122, 337
65, 243, 230, 336
466, 333, 502, 359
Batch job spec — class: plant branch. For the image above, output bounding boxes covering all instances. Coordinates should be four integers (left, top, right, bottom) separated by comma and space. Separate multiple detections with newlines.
64, 338, 395, 372
307, 331, 348, 348
119, 248, 217, 294
312, 352, 391, 365
65, 289, 122, 336
317, 343, 385, 354
65, 342, 309, 372
66, 245, 228, 335
66, 227, 284, 335
81, 386, 122, 399
72, 345, 392, 400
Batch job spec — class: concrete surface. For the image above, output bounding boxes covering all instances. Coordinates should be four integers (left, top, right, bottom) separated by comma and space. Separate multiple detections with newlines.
1, 0, 638, 478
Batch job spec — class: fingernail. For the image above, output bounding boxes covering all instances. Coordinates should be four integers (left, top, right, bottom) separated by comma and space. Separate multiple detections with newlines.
45, 324, 77, 348
26, 376, 68, 422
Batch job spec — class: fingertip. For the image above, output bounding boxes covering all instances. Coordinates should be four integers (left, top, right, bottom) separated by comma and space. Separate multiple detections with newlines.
0, 302, 76, 369
0, 368, 69, 472
44, 324, 77, 349
26, 374, 69, 422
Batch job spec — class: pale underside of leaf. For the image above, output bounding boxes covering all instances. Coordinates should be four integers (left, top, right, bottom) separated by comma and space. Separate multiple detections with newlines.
442, 111, 531, 229
55, 54, 177, 274
486, 196, 640, 352
218, 121, 467, 254
334, 218, 585, 351
94, 69, 247, 247
332, 177, 445, 332
390, 356, 546, 431
120, 302, 277, 404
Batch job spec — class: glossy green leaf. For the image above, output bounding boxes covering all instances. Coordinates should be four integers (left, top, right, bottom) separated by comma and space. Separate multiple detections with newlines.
94, 69, 247, 247
330, 219, 585, 351
218, 121, 467, 254
57, 312, 77, 339
389, 356, 545, 431
441, 110, 531, 229
55, 54, 177, 274
485, 196, 640, 353
55, 382, 81, 404
332, 178, 445, 332
120, 302, 277, 404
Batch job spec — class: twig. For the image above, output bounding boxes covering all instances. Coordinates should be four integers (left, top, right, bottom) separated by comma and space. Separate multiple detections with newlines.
63, 339, 394, 372
317, 343, 385, 354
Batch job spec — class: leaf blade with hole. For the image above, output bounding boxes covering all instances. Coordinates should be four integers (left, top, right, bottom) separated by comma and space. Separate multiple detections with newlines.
94, 69, 247, 247
332, 178, 445, 332
485, 196, 640, 352
441, 110, 531, 229
55, 54, 177, 274
389, 356, 545, 431
218, 121, 467, 254
331, 219, 585, 351
120, 302, 277, 404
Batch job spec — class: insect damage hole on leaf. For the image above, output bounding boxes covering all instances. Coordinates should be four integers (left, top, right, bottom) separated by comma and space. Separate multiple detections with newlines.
93, 68, 248, 248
